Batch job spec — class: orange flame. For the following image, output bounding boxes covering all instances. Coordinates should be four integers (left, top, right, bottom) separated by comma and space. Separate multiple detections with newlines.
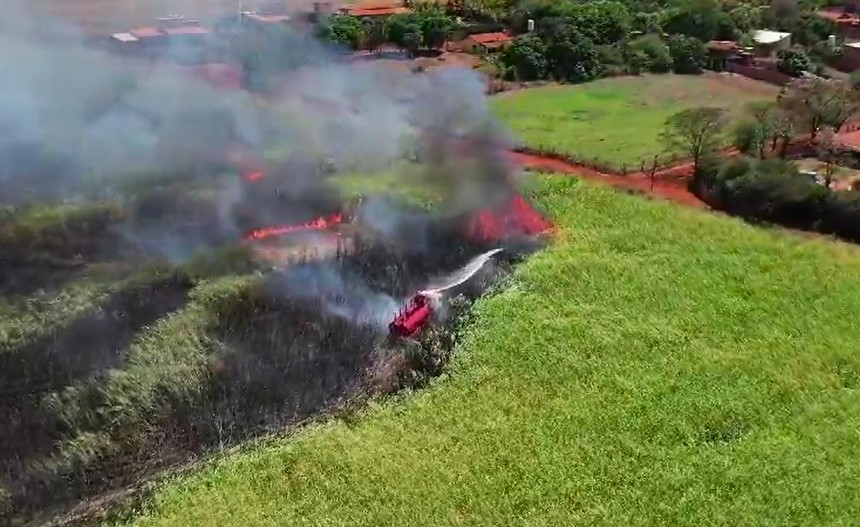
243, 170, 266, 183
245, 213, 344, 242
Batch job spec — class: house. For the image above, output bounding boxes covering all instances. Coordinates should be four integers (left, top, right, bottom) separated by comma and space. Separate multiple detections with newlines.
340, 1, 411, 18
341, 5, 411, 18
243, 13, 291, 27
705, 40, 740, 71
752, 30, 792, 56
817, 7, 860, 39
837, 41, 860, 71
462, 32, 514, 53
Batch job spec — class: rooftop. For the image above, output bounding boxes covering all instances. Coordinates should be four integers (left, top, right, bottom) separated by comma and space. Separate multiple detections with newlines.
244, 13, 291, 23
129, 27, 164, 39
818, 7, 860, 24
753, 29, 791, 45
164, 26, 209, 35
111, 32, 139, 43
344, 6, 411, 16
706, 40, 739, 52
469, 32, 514, 47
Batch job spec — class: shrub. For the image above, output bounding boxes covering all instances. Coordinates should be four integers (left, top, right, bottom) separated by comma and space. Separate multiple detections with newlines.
626, 34, 673, 73
821, 190, 860, 242
667, 34, 706, 74
692, 155, 860, 242
776, 49, 812, 77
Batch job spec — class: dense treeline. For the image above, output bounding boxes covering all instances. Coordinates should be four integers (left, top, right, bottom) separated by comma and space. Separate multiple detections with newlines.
498, 0, 839, 81
663, 75, 860, 243
319, 6, 458, 55
307, 0, 833, 83
692, 155, 860, 242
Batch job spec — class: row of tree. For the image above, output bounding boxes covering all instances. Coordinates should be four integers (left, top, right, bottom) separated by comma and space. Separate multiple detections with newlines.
661, 77, 860, 175
500, 30, 706, 82
318, 8, 457, 55
490, 0, 839, 83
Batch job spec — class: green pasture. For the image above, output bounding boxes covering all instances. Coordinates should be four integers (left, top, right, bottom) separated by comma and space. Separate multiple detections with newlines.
492, 75, 778, 170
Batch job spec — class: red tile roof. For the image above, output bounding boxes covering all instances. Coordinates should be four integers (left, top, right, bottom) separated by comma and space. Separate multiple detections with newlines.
706, 40, 739, 52
164, 26, 209, 36
130, 27, 164, 39
469, 32, 513, 47
346, 6, 410, 16
818, 8, 860, 24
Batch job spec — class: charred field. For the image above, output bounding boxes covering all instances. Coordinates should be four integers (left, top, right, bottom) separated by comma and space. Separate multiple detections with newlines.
0, 153, 552, 524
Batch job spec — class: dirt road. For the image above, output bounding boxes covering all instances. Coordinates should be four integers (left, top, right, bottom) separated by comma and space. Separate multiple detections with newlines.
507, 151, 708, 208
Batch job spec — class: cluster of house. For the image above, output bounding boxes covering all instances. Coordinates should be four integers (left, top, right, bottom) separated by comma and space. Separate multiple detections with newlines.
102, 0, 515, 60
704, 0, 860, 76
704, 29, 794, 72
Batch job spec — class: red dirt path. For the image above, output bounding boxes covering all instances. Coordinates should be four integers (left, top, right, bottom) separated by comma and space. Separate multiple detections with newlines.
508, 137, 820, 210
507, 151, 708, 208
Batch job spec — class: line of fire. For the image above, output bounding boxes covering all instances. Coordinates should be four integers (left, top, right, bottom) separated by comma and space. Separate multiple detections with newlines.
233, 159, 553, 339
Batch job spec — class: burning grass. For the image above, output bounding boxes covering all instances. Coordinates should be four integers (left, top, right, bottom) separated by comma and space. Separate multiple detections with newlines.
0, 167, 552, 523
119, 176, 860, 527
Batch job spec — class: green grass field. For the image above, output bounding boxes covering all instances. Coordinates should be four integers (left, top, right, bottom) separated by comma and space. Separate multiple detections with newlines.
491, 75, 779, 170
117, 176, 860, 527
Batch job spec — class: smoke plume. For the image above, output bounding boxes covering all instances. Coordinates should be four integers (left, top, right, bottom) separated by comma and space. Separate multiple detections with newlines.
0, 0, 523, 302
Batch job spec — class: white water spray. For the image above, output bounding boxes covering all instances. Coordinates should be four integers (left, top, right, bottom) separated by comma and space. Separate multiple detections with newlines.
420, 248, 503, 297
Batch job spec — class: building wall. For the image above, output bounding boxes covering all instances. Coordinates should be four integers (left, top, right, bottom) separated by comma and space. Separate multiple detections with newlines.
834, 45, 860, 71
755, 36, 791, 57
462, 38, 486, 54
727, 63, 793, 85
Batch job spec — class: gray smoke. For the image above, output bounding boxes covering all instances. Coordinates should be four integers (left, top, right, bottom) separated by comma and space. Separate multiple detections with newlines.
270, 264, 401, 328
1, 0, 522, 319
0, 1, 514, 201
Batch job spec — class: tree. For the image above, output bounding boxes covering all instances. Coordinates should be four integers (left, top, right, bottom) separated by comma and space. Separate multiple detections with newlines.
402, 30, 423, 56
417, 10, 455, 50
663, 0, 736, 41
815, 126, 844, 188
728, 4, 764, 33
385, 14, 421, 50
776, 49, 812, 77
500, 36, 548, 80
632, 12, 662, 34
544, 28, 602, 82
667, 34, 706, 74
733, 120, 766, 156
319, 14, 364, 50
567, 1, 631, 45
745, 101, 779, 158
363, 21, 386, 54
779, 78, 859, 140
626, 34, 673, 73
770, 107, 797, 158
660, 107, 728, 170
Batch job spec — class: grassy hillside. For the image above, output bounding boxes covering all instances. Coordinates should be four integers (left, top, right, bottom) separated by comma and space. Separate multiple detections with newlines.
492, 75, 778, 170
117, 176, 860, 527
